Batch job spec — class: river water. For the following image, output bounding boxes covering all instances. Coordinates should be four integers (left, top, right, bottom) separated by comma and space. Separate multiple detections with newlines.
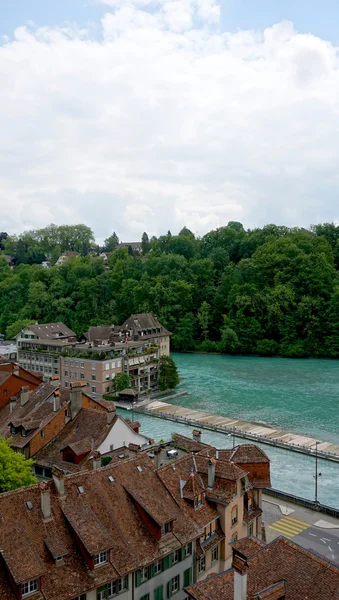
119, 353, 339, 508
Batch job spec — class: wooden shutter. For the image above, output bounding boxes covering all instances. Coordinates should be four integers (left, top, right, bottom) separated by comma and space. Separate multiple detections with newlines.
167, 580, 172, 599
135, 570, 142, 587
163, 554, 173, 570
184, 568, 192, 587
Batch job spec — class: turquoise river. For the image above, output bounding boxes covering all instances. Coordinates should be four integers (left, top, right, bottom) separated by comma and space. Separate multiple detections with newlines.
118, 353, 339, 508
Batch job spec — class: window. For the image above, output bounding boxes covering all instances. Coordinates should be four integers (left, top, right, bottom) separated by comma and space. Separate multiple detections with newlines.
106, 386, 110, 393
92, 385, 96, 393
212, 546, 219, 563
92, 363, 96, 370
117, 360, 121, 368
22, 428, 27, 437
168, 575, 180, 596
140, 595, 149, 600
231, 506, 238, 526
97, 577, 128, 599
72, 595, 86, 600
198, 555, 205, 573
80, 362, 84, 368
40, 430, 45, 438
92, 374, 96, 381
183, 568, 192, 587
161, 522, 171, 536
106, 363, 110, 370
94, 551, 108, 567
154, 560, 162, 575
154, 586, 163, 600
75, 372, 79, 379
248, 523, 253, 537
22, 580, 38, 597
140, 567, 149, 583
172, 550, 180, 564
70, 360, 73, 366
106, 374, 110, 381
183, 543, 192, 557
65, 381, 68, 387
231, 533, 238, 543
111, 361, 115, 369
75, 361, 79, 367
35, 465, 43, 476
81, 373, 85, 379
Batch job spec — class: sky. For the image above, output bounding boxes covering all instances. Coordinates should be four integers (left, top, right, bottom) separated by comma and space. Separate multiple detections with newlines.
1, 0, 339, 243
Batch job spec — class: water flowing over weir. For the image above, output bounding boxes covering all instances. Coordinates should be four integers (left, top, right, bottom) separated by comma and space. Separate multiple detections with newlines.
118, 353, 339, 508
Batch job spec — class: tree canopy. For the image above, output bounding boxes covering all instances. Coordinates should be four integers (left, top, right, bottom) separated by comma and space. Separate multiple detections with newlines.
1, 221, 339, 358
0, 438, 36, 492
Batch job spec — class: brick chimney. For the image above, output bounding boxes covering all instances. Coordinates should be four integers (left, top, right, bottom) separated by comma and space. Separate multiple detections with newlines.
233, 555, 248, 600
92, 451, 101, 470
40, 482, 52, 522
192, 429, 201, 443
53, 390, 60, 412
208, 458, 216, 489
20, 386, 30, 407
9, 397, 17, 414
69, 384, 82, 420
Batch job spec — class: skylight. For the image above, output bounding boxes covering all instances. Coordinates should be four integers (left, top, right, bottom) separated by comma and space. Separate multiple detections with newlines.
25, 501, 33, 510
108, 475, 115, 483
78, 486, 85, 494
136, 466, 142, 473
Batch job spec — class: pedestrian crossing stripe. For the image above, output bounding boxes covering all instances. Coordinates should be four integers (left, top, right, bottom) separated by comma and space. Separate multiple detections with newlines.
268, 516, 310, 539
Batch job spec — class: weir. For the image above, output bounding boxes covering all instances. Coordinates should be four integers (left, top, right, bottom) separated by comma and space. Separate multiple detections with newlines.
135, 400, 339, 463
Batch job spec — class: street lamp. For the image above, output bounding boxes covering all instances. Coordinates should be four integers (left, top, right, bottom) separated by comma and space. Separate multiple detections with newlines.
313, 441, 322, 504
131, 401, 137, 422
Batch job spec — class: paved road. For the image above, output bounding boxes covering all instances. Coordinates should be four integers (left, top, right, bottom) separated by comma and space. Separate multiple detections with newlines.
263, 498, 339, 565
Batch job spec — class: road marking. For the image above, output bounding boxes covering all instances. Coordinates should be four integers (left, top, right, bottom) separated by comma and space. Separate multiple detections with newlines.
329, 546, 333, 552
269, 516, 310, 539
309, 533, 317, 537
321, 539, 328, 544
323, 538, 331, 542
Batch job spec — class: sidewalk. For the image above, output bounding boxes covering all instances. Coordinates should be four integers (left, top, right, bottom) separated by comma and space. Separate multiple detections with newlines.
263, 492, 339, 534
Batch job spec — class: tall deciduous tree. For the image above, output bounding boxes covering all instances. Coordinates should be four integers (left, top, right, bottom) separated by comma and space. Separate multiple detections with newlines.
141, 232, 150, 254
112, 372, 131, 392
104, 232, 119, 252
159, 356, 180, 390
0, 438, 36, 492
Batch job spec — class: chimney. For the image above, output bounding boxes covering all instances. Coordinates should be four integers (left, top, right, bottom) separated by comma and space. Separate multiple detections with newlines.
192, 429, 201, 443
70, 384, 82, 420
154, 446, 161, 470
9, 397, 17, 414
13, 365, 19, 377
107, 408, 116, 425
52, 467, 66, 498
20, 386, 30, 407
92, 451, 101, 470
53, 391, 60, 412
40, 482, 52, 522
233, 556, 248, 600
208, 458, 216, 489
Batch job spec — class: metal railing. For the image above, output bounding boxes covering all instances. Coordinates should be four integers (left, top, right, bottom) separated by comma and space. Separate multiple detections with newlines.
263, 487, 339, 519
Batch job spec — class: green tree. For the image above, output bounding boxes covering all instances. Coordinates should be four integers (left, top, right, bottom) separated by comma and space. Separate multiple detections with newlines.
113, 372, 131, 392
104, 232, 119, 252
0, 438, 36, 492
159, 356, 180, 390
197, 301, 211, 340
141, 232, 150, 254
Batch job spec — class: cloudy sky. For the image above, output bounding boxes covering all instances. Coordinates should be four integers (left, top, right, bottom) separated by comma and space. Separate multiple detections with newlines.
1, 0, 339, 243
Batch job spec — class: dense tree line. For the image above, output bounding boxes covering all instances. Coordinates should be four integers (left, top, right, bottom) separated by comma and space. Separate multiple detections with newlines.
1, 221, 339, 358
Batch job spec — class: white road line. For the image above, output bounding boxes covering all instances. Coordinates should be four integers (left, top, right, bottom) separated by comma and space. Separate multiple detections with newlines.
323, 538, 331, 542
308, 533, 317, 537
329, 546, 333, 552
321, 539, 328, 544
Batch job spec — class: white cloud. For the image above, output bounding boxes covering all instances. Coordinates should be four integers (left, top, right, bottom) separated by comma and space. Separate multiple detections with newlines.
1, 4, 339, 243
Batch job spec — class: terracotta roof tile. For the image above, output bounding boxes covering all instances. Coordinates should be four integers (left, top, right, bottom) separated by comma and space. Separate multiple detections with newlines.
231, 536, 265, 559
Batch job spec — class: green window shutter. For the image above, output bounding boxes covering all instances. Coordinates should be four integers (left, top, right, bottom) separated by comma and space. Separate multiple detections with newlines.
150, 563, 155, 578
180, 547, 185, 561
167, 581, 172, 599
163, 554, 173, 570
154, 585, 164, 600
184, 568, 192, 587
135, 570, 142, 587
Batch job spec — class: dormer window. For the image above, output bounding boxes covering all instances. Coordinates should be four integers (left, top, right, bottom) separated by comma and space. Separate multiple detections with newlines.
194, 494, 203, 509
94, 551, 108, 567
161, 522, 172, 537
10, 424, 16, 435
22, 579, 38, 597
22, 428, 27, 437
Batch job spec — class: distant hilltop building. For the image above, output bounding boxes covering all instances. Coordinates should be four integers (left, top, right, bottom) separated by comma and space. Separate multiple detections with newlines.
55, 251, 79, 266
118, 241, 142, 253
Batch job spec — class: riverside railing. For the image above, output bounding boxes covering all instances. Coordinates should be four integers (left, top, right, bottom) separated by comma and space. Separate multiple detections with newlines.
134, 406, 339, 464
263, 487, 339, 519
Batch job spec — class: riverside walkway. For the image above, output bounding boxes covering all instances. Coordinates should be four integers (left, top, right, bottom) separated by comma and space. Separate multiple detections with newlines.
135, 400, 339, 463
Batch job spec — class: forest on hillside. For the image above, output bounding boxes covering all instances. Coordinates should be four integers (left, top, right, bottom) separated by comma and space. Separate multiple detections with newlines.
0, 222, 339, 358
